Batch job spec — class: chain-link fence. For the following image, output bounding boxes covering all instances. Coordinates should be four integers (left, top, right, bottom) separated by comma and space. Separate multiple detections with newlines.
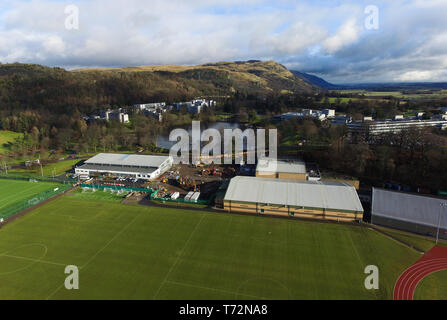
0, 174, 76, 185
152, 197, 211, 206
81, 184, 211, 205
80, 183, 153, 193
0, 183, 73, 221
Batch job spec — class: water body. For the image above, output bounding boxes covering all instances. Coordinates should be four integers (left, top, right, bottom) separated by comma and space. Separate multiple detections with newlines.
156, 122, 248, 150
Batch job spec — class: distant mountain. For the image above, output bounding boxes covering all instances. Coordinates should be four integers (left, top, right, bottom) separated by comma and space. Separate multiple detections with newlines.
290, 71, 447, 91
72, 60, 316, 95
290, 71, 338, 89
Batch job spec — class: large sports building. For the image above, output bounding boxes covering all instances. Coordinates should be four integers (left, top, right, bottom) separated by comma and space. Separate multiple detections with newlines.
75, 153, 173, 180
372, 188, 447, 240
223, 176, 363, 222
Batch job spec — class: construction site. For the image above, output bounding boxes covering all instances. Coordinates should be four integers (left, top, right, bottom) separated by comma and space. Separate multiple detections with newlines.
81, 162, 240, 205
150, 163, 239, 202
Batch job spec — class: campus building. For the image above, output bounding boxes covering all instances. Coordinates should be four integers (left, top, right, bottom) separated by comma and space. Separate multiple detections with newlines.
175, 99, 216, 114
134, 102, 167, 111
371, 188, 447, 240
75, 153, 173, 180
223, 176, 364, 222
273, 109, 335, 122
348, 119, 447, 136
256, 159, 308, 181
99, 109, 130, 123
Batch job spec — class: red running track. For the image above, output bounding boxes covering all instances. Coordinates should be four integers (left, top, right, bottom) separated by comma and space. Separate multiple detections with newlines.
394, 246, 447, 300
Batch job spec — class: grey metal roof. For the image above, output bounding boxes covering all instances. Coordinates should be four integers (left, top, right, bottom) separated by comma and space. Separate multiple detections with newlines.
256, 159, 306, 174
224, 176, 363, 212
85, 153, 170, 169
372, 188, 447, 229
77, 164, 157, 174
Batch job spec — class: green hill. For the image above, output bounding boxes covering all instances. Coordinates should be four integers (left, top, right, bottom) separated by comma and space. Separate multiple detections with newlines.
0, 60, 317, 114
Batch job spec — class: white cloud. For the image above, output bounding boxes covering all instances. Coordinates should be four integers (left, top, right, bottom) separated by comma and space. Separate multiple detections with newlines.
323, 18, 360, 54
394, 70, 443, 82
43, 36, 65, 54
249, 22, 327, 55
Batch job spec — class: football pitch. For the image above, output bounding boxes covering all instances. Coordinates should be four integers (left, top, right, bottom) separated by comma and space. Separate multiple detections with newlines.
0, 179, 62, 217
0, 194, 444, 300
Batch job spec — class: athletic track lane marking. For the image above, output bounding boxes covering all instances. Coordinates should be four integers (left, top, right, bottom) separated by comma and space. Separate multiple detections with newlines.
393, 246, 447, 300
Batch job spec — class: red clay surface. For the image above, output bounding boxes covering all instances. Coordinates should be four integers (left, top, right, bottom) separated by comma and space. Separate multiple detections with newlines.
394, 245, 447, 300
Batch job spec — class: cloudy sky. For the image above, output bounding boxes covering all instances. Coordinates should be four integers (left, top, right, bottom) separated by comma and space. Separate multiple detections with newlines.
0, 0, 446, 83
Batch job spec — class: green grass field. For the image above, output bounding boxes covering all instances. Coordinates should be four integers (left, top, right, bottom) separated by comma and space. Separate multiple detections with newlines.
0, 179, 62, 216
414, 270, 447, 300
0, 194, 443, 300
318, 97, 362, 103
0, 131, 23, 154
335, 89, 447, 100
4, 159, 81, 178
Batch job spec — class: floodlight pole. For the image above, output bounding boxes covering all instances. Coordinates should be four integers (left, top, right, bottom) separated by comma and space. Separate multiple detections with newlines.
436, 203, 447, 244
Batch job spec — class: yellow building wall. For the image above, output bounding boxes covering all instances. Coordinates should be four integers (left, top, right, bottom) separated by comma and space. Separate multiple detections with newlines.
292, 212, 325, 220
224, 200, 362, 222
255, 171, 277, 178
255, 171, 307, 181
277, 172, 307, 181
257, 204, 289, 217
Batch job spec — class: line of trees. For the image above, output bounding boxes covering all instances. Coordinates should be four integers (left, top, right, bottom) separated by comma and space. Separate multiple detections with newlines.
278, 117, 447, 191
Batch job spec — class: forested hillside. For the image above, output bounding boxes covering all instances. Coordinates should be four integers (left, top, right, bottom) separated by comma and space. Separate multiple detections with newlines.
0, 60, 316, 115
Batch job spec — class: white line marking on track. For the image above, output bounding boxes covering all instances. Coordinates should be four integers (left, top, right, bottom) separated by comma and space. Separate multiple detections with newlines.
395, 259, 447, 299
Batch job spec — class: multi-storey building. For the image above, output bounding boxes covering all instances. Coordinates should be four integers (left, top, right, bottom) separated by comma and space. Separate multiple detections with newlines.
348, 119, 447, 136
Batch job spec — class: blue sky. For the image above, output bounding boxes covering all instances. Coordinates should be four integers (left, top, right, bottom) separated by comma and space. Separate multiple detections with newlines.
0, 0, 446, 83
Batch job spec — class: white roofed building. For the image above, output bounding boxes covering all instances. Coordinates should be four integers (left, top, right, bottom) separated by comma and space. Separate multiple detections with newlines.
223, 176, 363, 222
75, 153, 173, 180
